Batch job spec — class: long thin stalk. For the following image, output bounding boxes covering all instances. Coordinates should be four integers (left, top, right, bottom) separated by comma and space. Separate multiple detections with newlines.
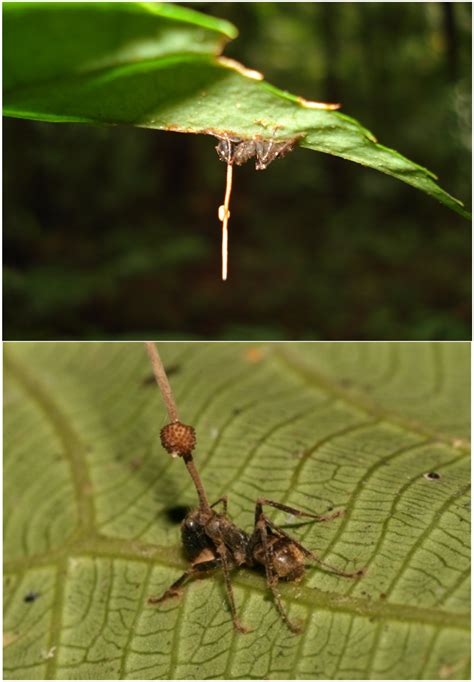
144, 342, 179, 422
144, 342, 211, 513
183, 455, 211, 513
220, 162, 233, 281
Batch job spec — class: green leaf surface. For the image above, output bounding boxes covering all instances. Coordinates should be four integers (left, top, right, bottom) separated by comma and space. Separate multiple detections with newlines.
4, 342, 470, 680
3, 2, 469, 219
3, 1, 236, 91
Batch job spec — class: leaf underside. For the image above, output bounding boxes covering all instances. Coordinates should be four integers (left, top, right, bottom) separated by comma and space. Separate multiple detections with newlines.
3, 2, 470, 219
4, 342, 470, 680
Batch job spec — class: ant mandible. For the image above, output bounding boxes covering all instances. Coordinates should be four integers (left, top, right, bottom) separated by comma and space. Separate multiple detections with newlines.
145, 343, 365, 633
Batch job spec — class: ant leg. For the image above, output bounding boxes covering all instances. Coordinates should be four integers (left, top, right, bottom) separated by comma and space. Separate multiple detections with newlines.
210, 496, 228, 513
256, 498, 343, 524
148, 559, 220, 605
255, 513, 302, 634
215, 542, 250, 633
260, 514, 364, 579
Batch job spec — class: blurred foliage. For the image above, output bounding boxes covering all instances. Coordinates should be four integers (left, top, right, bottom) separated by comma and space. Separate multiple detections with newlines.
4, 2, 471, 340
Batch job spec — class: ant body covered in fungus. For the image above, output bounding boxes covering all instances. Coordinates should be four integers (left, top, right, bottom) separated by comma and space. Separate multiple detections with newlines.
145, 343, 364, 633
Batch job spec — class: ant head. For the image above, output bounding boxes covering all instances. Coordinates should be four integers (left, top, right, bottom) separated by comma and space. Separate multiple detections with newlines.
181, 509, 213, 560
181, 507, 203, 529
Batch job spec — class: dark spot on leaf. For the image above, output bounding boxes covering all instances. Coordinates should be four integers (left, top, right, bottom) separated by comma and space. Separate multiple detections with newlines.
379, 592, 387, 599
142, 373, 156, 386
166, 505, 190, 524
24, 592, 40, 603
424, 472, 441, 481
232, 407, 243, 415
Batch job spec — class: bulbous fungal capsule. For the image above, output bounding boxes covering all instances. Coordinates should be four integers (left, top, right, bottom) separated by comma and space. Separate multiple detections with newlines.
160, 421, 196, 457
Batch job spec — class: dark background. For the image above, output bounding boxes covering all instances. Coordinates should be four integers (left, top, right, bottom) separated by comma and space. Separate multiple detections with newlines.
4, 2, 471, 340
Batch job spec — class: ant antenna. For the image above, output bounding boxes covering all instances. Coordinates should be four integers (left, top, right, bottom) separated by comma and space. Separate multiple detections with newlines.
218, 162, 233, 281
144, 342, 211, 513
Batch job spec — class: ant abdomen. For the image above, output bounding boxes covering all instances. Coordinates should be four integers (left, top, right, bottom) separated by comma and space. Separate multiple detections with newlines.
251, 536, 306, 582
206, 515, 249, 566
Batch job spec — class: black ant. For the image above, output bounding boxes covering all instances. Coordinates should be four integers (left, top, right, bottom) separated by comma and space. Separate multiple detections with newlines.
215, 134, 298, 170
145, 343, 365, 633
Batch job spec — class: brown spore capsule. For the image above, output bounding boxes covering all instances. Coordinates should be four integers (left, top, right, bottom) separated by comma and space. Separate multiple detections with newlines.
160, 421, 196, 457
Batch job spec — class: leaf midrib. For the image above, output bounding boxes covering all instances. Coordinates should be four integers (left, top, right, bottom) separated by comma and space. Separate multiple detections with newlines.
4, 534, 469, 631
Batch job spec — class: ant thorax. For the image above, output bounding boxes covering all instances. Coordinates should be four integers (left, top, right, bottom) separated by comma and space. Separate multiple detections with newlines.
205, 515, 249, 566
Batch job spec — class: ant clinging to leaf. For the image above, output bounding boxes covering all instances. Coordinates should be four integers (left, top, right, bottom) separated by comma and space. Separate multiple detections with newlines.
145, 342, 364, 633
214, 130, 301, 282
213, 102, 340, 282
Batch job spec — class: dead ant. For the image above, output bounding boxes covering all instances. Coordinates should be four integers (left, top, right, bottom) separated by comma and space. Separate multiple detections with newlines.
145, 343, 365, 633
215, 134, 298, 170
214, 132, 300, 280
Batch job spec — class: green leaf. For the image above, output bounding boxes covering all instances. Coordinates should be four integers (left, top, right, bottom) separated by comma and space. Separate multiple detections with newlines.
3, 1, 236, 91
3, 2, 469, 219
4, 342, 470, 680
